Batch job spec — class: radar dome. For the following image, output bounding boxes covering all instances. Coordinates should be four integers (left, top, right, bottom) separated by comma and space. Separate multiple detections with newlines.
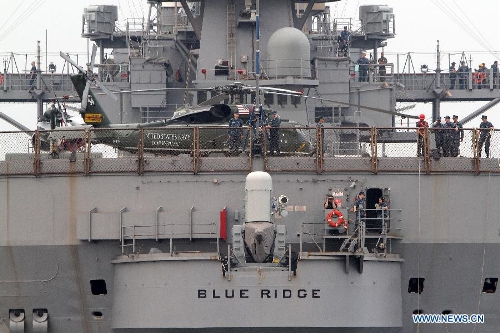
267, 27, 310, 78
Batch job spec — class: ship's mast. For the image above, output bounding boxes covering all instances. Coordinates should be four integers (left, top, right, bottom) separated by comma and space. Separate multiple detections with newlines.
36, 41, 43, 118
255, 0, 260, 112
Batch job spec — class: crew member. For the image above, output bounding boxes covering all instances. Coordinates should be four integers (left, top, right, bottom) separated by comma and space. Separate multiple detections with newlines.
357, 51, 370, 82
474, 63, 487, 89
416, 114, 428, 157
492, 60, 499, 89
432, 116, 443, 156
375, 197, 389, 231
477, 115, 494, 158
29, 61, 37, 89
442, 116, 455, 157
324, 196, 336, 209
228, 112, 243, 155
268, 110, 281, 155
378, 52, 388, 82
451, 115, 464, 157
338, 26, 350, 57
458, 61, 468, 89
353, 191, 366, 226
449, 62, 457, 89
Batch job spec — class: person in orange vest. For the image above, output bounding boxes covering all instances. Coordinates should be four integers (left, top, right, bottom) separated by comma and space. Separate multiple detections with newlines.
474, 63, 486, 89
416, 114, 429, 157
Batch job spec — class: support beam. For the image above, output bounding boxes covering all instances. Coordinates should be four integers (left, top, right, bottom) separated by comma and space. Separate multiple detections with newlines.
461, 98, 500, 126
180, 0, 205, 40
292, 0, 315, 31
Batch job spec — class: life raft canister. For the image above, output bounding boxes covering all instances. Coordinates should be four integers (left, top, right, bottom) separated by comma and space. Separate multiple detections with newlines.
326, 209, 345, 228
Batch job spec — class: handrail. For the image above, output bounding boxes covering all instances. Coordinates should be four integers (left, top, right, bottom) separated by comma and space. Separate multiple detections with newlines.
0, 126, 499, 176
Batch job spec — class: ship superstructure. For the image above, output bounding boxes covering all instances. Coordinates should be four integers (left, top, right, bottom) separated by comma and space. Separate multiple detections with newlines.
75, 0, 397, 128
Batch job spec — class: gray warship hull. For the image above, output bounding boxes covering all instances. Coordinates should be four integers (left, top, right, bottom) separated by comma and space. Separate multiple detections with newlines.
1, 168, 499, 332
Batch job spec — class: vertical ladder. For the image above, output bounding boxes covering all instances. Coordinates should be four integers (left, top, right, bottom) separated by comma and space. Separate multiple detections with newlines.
227, 2, 237, 79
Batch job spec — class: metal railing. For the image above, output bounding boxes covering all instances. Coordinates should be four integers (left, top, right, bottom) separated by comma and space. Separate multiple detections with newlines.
120, 219, 220, 256
0, 72, 76, 93
1, 126, 499, 176
300, 207, 402, 256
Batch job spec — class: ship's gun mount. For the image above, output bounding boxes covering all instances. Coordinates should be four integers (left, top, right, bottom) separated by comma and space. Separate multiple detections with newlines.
230, 172, 289, 266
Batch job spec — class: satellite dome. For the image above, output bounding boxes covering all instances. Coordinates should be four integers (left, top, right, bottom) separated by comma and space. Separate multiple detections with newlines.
267, 27, 310, 78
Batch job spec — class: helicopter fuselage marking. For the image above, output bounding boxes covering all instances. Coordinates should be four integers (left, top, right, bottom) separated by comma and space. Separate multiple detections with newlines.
84, 113, 103, 123
146, 132, 191, 147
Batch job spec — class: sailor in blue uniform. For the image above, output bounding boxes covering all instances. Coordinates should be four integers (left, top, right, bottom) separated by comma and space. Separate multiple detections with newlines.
458, 61, 468, 89
478, 115, 494, 158
432, 116, 443, 156
441, 116, 455, 157
375, 197, 389, 230
338, 26, 350, 56
451, 115, 464, 157
357, 51, 370, 82
353, 191, 366, 226
228, 112, 243, 155
268, 110, 281, 155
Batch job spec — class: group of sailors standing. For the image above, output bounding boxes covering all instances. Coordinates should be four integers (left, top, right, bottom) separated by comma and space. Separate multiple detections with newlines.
449, 60, 499, 89
418, 114, 494, 158
420, 113, 465, 157
431, 115, 464, 157
228, 108, 281, 156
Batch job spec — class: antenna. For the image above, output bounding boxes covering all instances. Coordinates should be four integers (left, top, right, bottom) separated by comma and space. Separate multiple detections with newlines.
255, 0, 261, 113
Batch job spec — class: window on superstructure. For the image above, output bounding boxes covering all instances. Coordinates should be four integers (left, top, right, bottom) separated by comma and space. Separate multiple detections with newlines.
291, 94, 301, 106
482, 278, 498, 293
315, 106, 333, 123
442, 310, 452, 314
264, 93, 273, 107
408, 277, 425, 294
412, 309, 424, 314
277, 93, 287, 106
90, 279, 108, 295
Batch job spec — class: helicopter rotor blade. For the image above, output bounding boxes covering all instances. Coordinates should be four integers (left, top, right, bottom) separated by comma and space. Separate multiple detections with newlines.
60, 51, 85, 73
258, 87, 419, 119
95, 80, 118, 101
197, 93, 229, 106
81, 80, 91, 111
89, 44, 97, 74
301, 93, 419, 119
